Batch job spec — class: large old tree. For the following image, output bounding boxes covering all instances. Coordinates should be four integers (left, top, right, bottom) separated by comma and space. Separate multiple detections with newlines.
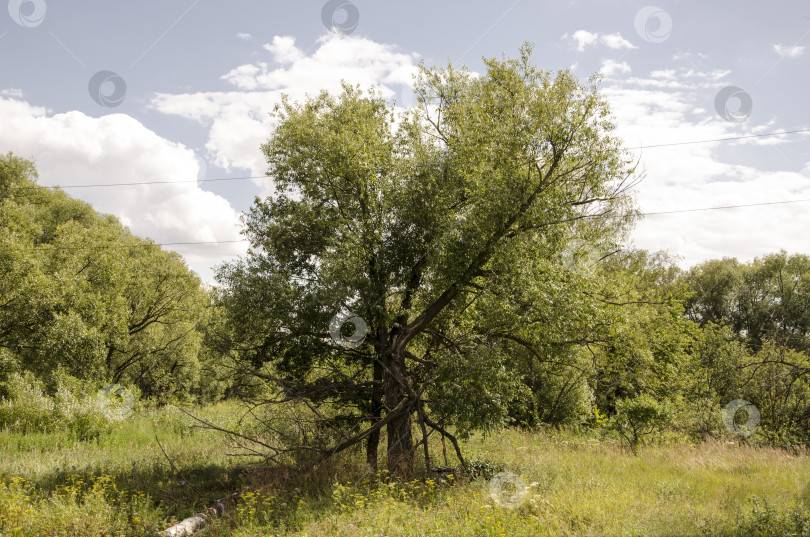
215, 45, 639, 476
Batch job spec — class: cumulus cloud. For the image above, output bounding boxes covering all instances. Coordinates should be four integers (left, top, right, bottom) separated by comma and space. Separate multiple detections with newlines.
774, 44, 806, 58
151, 33, 421, 194
650, 69, 676, 80
600, 59, 631, 76
673, 51, 709, 61
564, 30, 636, 51
237, 32, 252, 41
567, 30, 598, 51
0, 88, 24, 98
0, 97, 245, 281
600, 70, 810, 268
143, 32, 810, 274
601, 32, 637, 50
263, 35, 304, 65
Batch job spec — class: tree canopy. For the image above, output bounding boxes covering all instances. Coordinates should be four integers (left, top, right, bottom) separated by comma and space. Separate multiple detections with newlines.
0, 152, 213, 401
215, 44, 641, 475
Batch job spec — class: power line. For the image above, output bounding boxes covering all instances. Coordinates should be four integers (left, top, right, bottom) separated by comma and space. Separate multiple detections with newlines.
625, 128, 810, 150
640, 197, 810, 216
58, 176, 268, 188
10, 175, 269, 191
161, 239, 246, 245
8, 128, 810, 192
11, 196, 810, 252
19, 239, 248, 252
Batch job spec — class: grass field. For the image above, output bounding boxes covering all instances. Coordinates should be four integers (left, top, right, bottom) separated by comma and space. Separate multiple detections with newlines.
2, 402, 809, 536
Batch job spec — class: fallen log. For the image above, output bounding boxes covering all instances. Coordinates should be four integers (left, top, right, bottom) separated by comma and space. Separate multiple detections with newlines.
158, 492, 240, 537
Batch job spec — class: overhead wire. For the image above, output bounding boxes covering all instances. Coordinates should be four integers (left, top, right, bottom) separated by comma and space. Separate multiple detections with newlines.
9, 127, 810, 191
10, 196, 810, 252
4, 126, 809, 251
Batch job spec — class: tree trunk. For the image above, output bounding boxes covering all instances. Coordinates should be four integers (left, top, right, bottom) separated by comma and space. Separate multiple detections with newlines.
384, 349, 414, 476
366, 359, 383, 470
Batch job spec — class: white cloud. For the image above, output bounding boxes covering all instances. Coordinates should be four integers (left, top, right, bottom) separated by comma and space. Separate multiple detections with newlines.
565, 31, 636, 51
221, 64, 265, 90
601, 74, 810, 269
601, 33, 636, 50
673, 51, 709, 61
0, 97, 245, 281
774, 44, 806, 58
143, 33, 810, 275
570, 30, 598, 51
0, 88, 24, 98
263, 35, 304, 65
237, 32, 252, 41
600, 59, 631, 76
622, 67, 731, 90
151, 33, 421, 195
650, 69, 676, 80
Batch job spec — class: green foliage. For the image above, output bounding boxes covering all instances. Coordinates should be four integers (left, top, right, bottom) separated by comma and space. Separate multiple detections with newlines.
673, 396, 726, 441
462, 457, 505, 480
0, 370, 128, 440
428, 343, 528, 438
735, 495, 810, 537
745, 343, 810, 445
0, 152, 212, 403
0, 371, 55, 434
680, 255, 810, 444
685, 251, 810, 354
611, 394, 672, 451
1, 402, 810, 537
215, 43, 639, 472
512, 346, 595, 427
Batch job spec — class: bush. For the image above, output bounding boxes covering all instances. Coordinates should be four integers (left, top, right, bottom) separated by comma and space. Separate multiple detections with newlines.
674, 396, 725, 441
0, 371, 56, 434
735, 495, 810, 537
463, 458, 505, 480
611, 394, 672, 452
0, 370, 133, 440
518, 363, 595, 427
53, 370, 117, 440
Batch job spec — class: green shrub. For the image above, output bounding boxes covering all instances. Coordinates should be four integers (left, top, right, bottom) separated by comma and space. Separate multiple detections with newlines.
463, 458, 505, 480
611, 394, 672, 452
0, 371, 56, 434
0, 370, 133, 440
735, 495, 810, 536
674, 396, 725, 441
53, 371, 116, 440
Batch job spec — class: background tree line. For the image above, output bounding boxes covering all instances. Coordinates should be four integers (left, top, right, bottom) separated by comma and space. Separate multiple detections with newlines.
0, 152, 228, 405
1, 45, 809, 476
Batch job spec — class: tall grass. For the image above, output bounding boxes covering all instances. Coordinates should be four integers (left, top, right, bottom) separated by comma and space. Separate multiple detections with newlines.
0, 401, 245, 536
2, 405, 809, 536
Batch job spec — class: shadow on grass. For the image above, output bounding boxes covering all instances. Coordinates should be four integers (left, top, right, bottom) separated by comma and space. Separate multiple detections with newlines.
3, 460, 243, 521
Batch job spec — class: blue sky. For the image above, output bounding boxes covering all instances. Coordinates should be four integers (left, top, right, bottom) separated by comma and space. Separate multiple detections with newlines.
2, 0, 809, 281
